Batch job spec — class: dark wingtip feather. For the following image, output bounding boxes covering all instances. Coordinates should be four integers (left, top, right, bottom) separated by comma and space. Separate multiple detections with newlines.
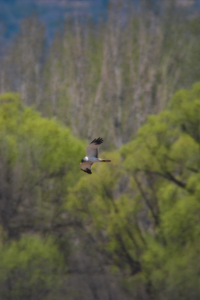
81, 168, 92, 175
90, 137, 104, 145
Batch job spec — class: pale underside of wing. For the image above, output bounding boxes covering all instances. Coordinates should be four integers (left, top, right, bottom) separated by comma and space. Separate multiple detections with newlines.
85, 137, 103, 158
80, 162, 93, 174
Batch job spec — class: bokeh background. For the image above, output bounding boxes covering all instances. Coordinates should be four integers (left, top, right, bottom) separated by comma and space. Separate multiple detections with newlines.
1, 0, 200, 299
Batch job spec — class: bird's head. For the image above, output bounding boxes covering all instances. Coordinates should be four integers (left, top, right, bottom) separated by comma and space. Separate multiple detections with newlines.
80, 158, 85, 163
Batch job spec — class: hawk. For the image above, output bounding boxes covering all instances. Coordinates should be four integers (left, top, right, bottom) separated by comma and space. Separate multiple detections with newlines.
80, 137, 111, 174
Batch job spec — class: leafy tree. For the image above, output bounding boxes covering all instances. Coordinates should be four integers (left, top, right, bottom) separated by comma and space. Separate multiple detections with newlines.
67, 82, 200, 299
0, 92, 133, 300
0, 92, 85, 239
0, 233, 64, 300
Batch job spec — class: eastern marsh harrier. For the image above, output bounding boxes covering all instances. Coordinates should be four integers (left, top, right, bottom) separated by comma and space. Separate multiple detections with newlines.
80, 137, 111, 174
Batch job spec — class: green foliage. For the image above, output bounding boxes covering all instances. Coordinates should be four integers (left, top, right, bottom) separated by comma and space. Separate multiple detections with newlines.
0, 92, 88, 298
121, 82, 200, 299
0, 92, 84, 174
67, 82, 200, 299
0, 234, 64, 300
67, 151, 145, 276
2, 82, 200, 299
0, 92, 85, 236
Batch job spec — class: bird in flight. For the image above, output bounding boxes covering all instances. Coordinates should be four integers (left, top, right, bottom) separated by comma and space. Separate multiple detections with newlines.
80, 137, 111, 174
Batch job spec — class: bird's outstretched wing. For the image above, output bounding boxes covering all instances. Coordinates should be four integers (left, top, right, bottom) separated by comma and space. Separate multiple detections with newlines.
86, 137, 103, 157
80, 162, 93, 174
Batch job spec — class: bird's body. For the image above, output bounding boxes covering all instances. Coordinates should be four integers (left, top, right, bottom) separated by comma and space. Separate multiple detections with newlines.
80, 137, 111, 174
81, 156, 101, 163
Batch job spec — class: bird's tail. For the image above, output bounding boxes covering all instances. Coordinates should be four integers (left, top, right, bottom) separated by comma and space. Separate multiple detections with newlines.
101, 159, 111, 162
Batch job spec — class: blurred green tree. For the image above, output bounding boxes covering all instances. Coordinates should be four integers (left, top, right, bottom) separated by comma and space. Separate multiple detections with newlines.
0, 92, 85, 239
67, 82, 200, 299
0, 233, 64, 300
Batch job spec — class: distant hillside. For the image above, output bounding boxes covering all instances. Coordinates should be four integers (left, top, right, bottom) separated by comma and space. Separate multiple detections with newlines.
0, 0, 199, 43
0, 0, 108, 40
